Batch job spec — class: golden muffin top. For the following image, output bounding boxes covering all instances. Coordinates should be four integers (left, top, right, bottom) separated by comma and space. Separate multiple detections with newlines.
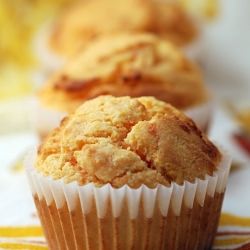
49, 0, 197, 57
36, 96, 221, 188
40, 33, 208, 113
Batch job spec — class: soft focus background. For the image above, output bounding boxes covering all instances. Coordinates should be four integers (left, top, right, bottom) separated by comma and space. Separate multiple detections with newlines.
0, 0, 217, 102
0, 0, 250, 249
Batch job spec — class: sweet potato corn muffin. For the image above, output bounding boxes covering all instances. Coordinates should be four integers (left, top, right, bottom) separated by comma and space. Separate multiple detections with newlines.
36, 96, 221, 188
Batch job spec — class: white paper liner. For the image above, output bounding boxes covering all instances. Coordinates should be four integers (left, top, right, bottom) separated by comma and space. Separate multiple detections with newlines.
185, 99, 214, 132
33, 23, 65, 73
32, 98, 66, 138
182, 24, 205, 63
25, 145, 231, 219
183, 38, 203, 63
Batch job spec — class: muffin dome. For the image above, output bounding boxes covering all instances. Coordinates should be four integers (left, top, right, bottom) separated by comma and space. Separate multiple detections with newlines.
49, 0, 197, 57
37, 96, 221, 188
40, 33, 208, 113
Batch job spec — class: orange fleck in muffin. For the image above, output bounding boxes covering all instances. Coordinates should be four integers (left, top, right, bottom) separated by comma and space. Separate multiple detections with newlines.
28, 96, 231, 250
49, 0, 197, 58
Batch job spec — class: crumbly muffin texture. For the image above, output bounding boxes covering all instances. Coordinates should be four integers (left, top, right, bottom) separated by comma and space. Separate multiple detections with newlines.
36, 96, 221, 188
40, 33, 207, 112
50, 0, 197, 57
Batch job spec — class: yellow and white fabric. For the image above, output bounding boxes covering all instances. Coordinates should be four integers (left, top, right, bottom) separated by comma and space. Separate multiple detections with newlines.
1, 213, 250, 250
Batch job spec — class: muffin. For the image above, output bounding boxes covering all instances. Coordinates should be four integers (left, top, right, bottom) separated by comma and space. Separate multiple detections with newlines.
27, 96, 231, 250
38, 0, 197, 70
36, 33, 212, 138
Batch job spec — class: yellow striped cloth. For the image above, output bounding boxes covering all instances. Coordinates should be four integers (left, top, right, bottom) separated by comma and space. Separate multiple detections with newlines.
0, 213, 250, 250
214, 213, 250, 250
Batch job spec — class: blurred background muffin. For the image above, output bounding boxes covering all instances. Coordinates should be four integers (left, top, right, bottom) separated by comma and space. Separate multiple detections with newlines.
0, 0, 217, 106
48, 0, 197, 59
37, 33, 211, 138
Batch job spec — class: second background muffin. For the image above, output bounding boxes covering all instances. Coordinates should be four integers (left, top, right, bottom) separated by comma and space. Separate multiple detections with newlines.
36, 33, 212, 138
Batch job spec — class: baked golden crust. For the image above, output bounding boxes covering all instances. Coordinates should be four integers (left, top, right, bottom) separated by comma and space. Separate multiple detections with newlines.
36, 96, 221, 188
49, 0, 197, 57
40, 33, 207, 112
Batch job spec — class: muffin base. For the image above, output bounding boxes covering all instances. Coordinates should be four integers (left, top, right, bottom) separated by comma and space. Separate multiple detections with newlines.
34, 192, 224, 250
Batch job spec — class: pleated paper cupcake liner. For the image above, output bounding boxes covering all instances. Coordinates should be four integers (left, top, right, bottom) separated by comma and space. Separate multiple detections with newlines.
34, 23, 65, 74
185, 99, 214, 133
184, 36, 203, 63
25, 145, 231, 250
32, 99, 66, 140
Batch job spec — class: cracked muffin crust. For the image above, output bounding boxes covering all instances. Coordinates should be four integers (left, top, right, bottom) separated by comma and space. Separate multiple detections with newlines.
49, 0, 197, 57
36, 96, 221, 188
40, 33, 208, 113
